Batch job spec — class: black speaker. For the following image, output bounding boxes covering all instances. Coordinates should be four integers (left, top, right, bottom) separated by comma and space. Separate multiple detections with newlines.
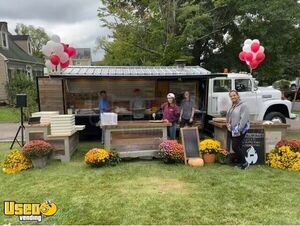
16, 94, 27, 107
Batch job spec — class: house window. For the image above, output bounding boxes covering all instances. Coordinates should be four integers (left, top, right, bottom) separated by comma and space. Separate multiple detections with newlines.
28, 41, 32, 55
1, 32, 9, 49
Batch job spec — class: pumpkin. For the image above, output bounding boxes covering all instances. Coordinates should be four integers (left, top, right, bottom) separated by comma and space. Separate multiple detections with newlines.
188, 158, 204, 167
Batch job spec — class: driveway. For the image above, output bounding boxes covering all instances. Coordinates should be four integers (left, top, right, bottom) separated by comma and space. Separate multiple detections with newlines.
0, 123, 21, 142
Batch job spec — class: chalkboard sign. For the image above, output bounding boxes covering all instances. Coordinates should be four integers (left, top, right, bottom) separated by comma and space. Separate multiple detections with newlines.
241, 129, 265, 165
181, 127, 200, 164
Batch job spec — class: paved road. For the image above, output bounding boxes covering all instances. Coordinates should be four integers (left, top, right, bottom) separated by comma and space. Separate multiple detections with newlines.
0, 118, 299, 142
0, 123, 21, 142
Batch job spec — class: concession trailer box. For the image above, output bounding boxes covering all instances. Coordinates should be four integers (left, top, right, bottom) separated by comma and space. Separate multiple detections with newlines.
36, 66, 212, 140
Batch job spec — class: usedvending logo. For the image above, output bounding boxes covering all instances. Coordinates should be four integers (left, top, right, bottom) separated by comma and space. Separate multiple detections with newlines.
3, 200, 58, 222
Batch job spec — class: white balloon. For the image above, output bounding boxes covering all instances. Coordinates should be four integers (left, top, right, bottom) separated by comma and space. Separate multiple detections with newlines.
51, 34, 61, 43
252, 39, 260, 45
244, 39, 252, 46
243, 45, 251, 52
41, 45, 52, 56
53, 43, 64, 55
45, 59, 55, 70
259, 46, 265, 53
60, 52, 70, 63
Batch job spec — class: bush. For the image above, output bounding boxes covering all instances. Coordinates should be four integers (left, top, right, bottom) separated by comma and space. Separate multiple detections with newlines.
85, 148, 121, 167
2, 149, 33, 174
22, 140, 54, 159
272, 79, 291, 91
158, 140, 184, 164
6, 73, 38, 120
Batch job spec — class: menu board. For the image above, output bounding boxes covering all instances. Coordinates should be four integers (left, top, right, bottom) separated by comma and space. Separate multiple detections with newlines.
181, 127, 200, 164
241, 129, 265, 165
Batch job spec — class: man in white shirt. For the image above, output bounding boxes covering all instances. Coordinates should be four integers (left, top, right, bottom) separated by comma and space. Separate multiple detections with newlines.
130, 88, 145, 120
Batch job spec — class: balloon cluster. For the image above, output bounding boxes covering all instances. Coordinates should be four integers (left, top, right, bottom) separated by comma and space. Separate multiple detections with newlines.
42, 35, 76, 71
239, 39, 266, 70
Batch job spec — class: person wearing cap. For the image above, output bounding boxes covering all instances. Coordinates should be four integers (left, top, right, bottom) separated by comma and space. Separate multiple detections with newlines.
179, 91, 195, 127
130, 88, 145, 120
152, 93, 180, 139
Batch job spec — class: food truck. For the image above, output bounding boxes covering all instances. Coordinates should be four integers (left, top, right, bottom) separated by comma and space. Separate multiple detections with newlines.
36, 65, 295, 141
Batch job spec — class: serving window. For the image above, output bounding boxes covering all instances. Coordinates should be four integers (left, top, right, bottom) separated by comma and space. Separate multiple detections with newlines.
64, 78, 200, 117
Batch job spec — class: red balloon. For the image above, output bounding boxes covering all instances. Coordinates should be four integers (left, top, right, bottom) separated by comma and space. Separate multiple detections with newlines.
251, 42, 260, 53
60, 60, 70, 69
245, 52, 254, 62
239, 51, 246, 61
256, 52, 265, 62
62, 43, 69, 52
66, 47, 76, 58
50, 54, 60, 66
250, 60, 259, 69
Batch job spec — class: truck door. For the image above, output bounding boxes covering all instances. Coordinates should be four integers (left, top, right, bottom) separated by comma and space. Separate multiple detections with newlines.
208, 78, 232, 116
233, 78, 257, 119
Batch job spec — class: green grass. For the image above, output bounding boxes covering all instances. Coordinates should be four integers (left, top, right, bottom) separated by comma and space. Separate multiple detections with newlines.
1, 142, 300, 225
0, 106, 20, 123
286, 132, 300, 139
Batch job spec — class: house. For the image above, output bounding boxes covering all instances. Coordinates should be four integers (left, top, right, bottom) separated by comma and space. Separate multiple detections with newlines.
0, 21, 44, 103
71, 48, 92, 66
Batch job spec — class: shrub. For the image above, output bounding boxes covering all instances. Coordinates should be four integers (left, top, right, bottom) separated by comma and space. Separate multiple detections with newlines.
85, 148, 121, 167
6, 73, 38, 120
22, 140, 54, 159
2, 149, 33, 174
158, 140, 184, 164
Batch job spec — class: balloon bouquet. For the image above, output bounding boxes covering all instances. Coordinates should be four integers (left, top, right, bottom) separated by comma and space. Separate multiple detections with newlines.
42, 35, 77, 73
238, 39, 266, 72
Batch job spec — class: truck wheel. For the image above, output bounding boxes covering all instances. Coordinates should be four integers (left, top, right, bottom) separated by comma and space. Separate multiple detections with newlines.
264, 112, 286, 123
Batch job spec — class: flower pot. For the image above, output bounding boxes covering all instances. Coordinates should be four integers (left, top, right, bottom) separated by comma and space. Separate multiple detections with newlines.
31, 156, 48, 168
202, 153, 216, 164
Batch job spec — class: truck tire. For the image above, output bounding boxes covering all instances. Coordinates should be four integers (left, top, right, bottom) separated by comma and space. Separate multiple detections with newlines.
264, 112, 286, 123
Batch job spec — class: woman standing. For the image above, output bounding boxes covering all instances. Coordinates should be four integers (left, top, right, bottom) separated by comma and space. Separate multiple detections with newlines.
179, 91, 195, 127
152, 93, 180, 139
226, 90, 250, 169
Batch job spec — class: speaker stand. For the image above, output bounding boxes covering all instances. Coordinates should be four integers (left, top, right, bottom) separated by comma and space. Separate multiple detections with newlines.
10, 107, 25, 149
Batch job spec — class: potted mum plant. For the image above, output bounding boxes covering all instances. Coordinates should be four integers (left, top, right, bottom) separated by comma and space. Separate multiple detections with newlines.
158, 140, 184, 164
85, 148, 121, 167
22, 140, 54, 168
199, 139, 221, 164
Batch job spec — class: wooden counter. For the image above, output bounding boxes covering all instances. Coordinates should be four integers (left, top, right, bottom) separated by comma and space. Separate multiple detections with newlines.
209, 120, 290, 156
24, 123, 85, 162
102, 121, 171, 158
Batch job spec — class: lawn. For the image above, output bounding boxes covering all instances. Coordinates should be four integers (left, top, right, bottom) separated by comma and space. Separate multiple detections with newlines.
1, 142, 300, 225
0, 106, 20, 123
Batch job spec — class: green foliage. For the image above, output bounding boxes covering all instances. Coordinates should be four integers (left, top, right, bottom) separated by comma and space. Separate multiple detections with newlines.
97, 0, 300, 84
15, 23, 50, 58
6, 73, 38, 120
272, 79, 291, 91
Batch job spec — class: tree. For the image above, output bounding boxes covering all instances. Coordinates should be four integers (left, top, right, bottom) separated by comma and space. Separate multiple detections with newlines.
15, 23, 50, 58
97, 0, 300, 84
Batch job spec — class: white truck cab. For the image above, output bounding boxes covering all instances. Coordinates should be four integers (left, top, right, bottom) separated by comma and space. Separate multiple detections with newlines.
207, 73, 296, 122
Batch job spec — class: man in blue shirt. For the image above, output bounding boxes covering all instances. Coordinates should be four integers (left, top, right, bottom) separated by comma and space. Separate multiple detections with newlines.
99, 90, 110, 113
99, 90, 110, 144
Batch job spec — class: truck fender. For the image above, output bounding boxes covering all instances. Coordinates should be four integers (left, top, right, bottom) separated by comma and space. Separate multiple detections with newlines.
258, 100, 292, 120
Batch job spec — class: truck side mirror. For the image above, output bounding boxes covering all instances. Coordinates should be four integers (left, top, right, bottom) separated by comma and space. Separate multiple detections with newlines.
254, 80, 259, 91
